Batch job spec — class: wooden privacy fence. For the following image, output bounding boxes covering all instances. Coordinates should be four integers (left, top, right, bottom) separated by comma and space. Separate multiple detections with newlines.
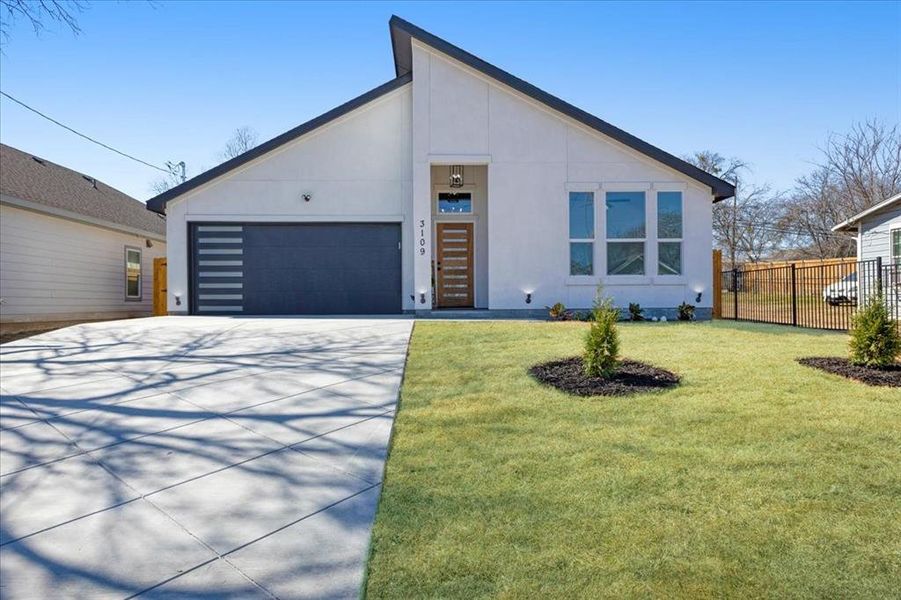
153, 257, 167, 316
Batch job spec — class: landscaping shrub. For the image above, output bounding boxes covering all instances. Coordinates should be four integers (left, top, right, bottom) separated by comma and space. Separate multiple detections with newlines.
628, 303, 644, 321
677, 302, 695, 321
849, 294, 901, 367
584, 291, 620, 378
547, 302, 571, 321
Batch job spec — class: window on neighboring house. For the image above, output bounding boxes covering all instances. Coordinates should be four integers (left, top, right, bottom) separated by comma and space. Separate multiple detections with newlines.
125, 247, 142, 300
657, 191, 683, 275
892, 228, 900, 265
569, 191, 594, 275
437, 192, 473, 214
606, 191, 645, 275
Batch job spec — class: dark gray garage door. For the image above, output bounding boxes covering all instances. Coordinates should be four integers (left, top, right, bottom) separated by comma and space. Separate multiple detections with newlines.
191, 223, 402, 315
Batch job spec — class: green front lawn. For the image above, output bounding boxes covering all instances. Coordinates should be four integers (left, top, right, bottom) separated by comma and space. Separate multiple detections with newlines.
365, 321, 900, 599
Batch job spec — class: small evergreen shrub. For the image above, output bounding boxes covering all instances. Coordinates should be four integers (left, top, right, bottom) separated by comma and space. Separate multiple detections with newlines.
849, 293, 901, 367
628, 303, 644, 321
584, 290, 620, 378
677, 302, 696, 321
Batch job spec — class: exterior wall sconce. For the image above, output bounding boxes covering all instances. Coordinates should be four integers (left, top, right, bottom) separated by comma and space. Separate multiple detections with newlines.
302, 193, 312, 202
175, 294, 182, 306
419, 292, 426, 304
696, 292, 702, 303
449, 165, 464, 188
525, 292, 532, 304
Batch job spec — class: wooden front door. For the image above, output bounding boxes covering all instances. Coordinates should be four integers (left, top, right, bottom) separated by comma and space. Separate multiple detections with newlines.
435, 222, 474, 308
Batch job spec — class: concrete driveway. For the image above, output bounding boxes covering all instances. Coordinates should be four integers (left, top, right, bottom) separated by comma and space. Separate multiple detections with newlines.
0, 316, 412, 599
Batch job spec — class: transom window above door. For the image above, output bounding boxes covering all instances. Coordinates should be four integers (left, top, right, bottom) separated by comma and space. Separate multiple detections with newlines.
437, 192, 473, 214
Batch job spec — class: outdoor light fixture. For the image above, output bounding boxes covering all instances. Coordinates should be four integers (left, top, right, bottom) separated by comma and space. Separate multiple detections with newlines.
696, 292, 703, 303
419, 292, 426, 304
175, 294, 182, 306
525, 292, 532, 304
449, 165, 464, 188
302, 193, 312, 202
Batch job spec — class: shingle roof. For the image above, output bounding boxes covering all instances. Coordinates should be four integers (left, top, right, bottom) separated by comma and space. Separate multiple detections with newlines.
0, 143, 166, 237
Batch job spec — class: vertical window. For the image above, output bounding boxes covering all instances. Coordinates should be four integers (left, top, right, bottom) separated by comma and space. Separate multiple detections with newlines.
606, 191, 645, 275
657, 191, 683, 275
892, 229, 901, 265
569, 192, 594, 275
125, 247, 142, 299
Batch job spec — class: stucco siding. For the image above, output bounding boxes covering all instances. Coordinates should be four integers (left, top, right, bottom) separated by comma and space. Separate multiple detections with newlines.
860, 206, 900, 263
411, 43, 714, 312
164, 84, 414, 312
0, 204, 166, 324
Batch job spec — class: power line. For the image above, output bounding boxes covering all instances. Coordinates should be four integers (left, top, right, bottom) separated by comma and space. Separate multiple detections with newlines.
0, 90, 171, 174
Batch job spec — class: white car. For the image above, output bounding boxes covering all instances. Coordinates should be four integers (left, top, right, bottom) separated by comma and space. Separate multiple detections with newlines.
823, 272, 857, 305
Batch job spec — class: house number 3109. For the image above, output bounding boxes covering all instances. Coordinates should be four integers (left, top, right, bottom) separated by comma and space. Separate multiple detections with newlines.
418, 219, 426, 255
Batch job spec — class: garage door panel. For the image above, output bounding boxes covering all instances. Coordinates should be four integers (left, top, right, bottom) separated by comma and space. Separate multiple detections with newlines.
192, 223, 401, 315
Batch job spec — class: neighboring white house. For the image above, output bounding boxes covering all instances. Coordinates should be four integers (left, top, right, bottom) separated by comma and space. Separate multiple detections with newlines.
146, 16, 734, 319
832, 193, 901, 265
0, 143, 167, 333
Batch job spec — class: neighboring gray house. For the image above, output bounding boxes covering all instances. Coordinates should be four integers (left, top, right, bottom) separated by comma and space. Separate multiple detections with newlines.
833, 193, 901, 265
0, 143, 167, 334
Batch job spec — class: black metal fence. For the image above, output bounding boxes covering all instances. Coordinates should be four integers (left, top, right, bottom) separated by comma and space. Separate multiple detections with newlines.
721, 258, 900, 330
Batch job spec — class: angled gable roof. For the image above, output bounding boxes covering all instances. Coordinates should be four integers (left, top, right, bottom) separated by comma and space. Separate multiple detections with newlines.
389, 15, 735, 201
146, 16, 735, 214
146, 73, 412, 214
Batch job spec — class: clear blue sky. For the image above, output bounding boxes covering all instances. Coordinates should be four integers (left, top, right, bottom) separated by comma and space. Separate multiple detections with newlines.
1, 1, 898, 201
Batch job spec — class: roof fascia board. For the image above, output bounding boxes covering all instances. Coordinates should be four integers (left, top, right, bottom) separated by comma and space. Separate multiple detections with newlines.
146, 73, 413, 214
1, 194, 167, 241
392, 15, 735, 201
831, 193, 901, 232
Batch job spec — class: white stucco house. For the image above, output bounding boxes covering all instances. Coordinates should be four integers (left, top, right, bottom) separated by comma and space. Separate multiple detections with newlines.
0, 144, 167, 334
146, 16, 734, 318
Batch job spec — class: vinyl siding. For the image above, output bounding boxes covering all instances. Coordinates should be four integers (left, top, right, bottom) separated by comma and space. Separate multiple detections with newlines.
0, 204, 166, 323
860, 206, 901, 263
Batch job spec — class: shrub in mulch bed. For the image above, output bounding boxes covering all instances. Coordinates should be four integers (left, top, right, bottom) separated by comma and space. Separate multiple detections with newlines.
797, 357, 901, 387
529, 356, 680, 397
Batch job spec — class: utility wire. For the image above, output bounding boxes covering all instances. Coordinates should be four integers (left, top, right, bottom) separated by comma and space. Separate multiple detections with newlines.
0, 90, 170, 174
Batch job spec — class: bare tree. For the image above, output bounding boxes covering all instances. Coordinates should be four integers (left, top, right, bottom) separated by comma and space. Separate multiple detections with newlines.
779, 120, 900, 257
779, 167, 856, 258
823, 120, 901, 213
149, 171, 183, 195
0, 0, 86, 43
685, 151, 784, 267
219, 126, 258, 161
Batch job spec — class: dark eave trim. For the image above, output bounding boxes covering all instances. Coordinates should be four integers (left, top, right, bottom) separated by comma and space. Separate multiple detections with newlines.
146, 73, 413, 214
389, 15, 735, 202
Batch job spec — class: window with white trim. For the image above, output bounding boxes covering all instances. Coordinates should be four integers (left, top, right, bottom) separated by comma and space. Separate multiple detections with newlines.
606, 191, 645, 275
657, 191, 683, 275
569, 191, 594, 275
125, 247, 142, 300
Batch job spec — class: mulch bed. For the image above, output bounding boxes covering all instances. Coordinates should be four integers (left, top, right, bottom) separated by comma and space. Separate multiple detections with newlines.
797, 357, 901, 387
529, 356, 680, 397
